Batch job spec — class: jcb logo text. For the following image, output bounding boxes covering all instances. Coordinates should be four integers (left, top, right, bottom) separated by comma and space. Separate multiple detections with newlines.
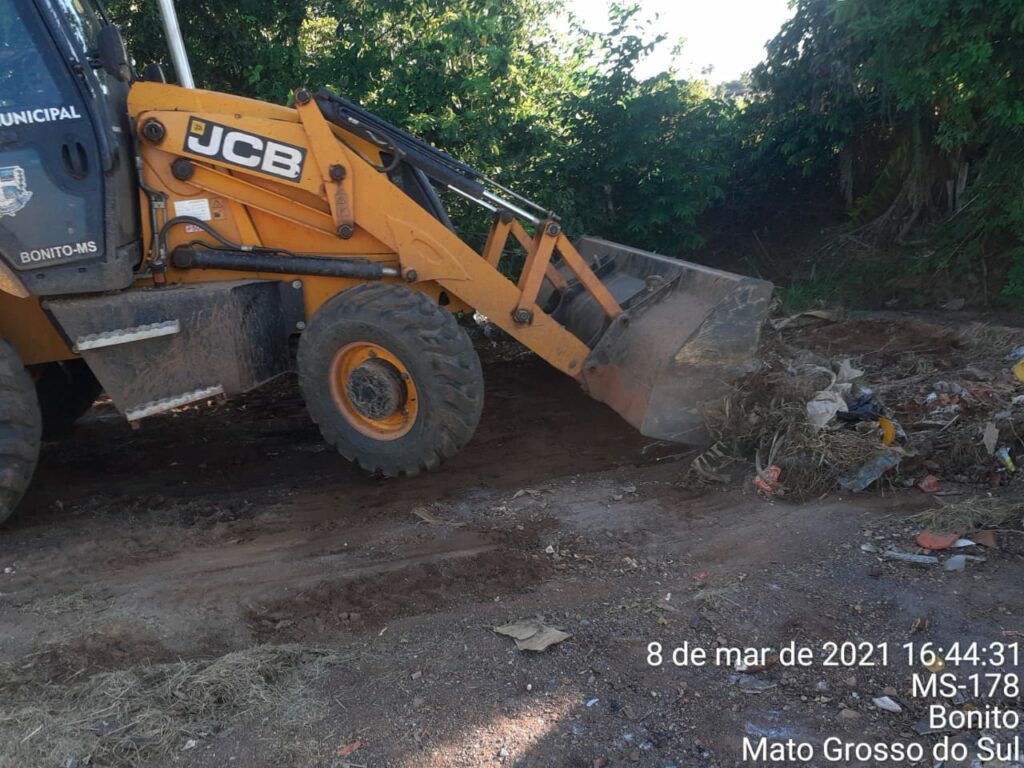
184, 118, 306, 181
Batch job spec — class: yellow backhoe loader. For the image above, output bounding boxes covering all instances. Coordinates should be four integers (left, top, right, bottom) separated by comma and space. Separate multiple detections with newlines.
0, 0, 772, 522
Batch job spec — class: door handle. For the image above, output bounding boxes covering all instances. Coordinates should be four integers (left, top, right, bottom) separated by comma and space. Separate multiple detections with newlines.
61, 141, 89, 178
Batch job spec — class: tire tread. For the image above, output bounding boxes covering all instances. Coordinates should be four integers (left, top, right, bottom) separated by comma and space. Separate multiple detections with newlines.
0, 341, 41, 524
298, 284, 483, 477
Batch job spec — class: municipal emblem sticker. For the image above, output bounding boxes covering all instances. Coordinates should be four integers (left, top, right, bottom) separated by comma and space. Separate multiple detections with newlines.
0, 165, 32, 217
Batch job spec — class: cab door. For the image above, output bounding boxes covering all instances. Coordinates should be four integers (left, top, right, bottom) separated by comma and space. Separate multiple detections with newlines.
0, 0, 136, 296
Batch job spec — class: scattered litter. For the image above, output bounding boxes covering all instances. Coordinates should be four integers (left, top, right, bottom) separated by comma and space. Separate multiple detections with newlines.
807, 390, 847, 431
944, 555, 967, 572
806, 360, 865, 431
697, 351, 891, 499
696, 317, 1024, 500
872, 696, 902, 713
837, 454, 900, 492
878, 416, 896, 445
835, 359, 864, 387
182, 739, 198, 751
917, 475, 942, 493
585, 698, 600, 708
950, 538, 976, 548
881, 548, 939, 566
493, 618, 571, 652
411, 506, 465, 527
910, 617, 928, 634
730, 674, 777, 693
995, 446, 1015, 472
336, 740, 362, 758
971, 530, 997, 548
1005, 344, 1024, 362
944, 554, 986, 572
860, 542, 879, 553
2, 566, 13, 575
982, 422, 999, 456
942, 557, 966, 573
1014, 359, 1024, 382
752, 465, 782, 495
915, 531, 962, 550
838, 391, 884, 423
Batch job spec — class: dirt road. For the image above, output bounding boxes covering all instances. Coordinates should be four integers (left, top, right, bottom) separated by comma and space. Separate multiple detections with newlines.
2, 344, 1022, 767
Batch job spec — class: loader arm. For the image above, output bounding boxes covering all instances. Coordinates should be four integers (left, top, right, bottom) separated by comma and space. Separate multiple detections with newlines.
130, 83, 608, 375
128, 81, 772, 443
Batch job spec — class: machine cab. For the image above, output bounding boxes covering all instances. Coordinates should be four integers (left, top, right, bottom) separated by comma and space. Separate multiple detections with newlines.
0, 0, 139, 296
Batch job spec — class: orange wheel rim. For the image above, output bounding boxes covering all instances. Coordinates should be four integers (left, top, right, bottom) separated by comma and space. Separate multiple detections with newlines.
329, 342, 418, 440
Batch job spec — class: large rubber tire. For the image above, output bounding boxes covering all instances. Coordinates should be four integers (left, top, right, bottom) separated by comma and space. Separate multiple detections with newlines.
35, 359, 102, 438
0, 341, 41, 524
298, 284, 484, 476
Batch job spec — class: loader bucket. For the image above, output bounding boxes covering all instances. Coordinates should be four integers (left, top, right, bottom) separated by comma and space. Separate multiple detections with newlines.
546, 237, 773, 445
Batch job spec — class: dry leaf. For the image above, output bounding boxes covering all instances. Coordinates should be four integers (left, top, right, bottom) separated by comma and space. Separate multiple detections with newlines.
336, 740, 362, 757
493, 618, 571, 651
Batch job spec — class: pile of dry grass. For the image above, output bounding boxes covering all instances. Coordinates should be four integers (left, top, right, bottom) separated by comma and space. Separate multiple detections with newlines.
911, 495, 1023, 534
956, 322, 1024, 361
688, 361, 894, 501
687, 315, 1024, 497
0, 644, 349, 768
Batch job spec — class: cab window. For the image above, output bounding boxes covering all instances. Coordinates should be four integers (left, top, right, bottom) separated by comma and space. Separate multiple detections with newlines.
51, 0, 106, 56
0, 0, 63, 109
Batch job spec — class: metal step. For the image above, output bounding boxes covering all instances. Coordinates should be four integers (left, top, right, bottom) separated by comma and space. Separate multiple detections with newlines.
125, 384, 224, 421
73, 320, 180, 353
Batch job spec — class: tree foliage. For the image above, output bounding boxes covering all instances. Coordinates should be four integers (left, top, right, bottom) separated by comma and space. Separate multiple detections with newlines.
746, 0, 1024, 297
107, 0, 1024, 298
108, 0, 568, 172
552, 6, 735, 252
107, 0, 308, 103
